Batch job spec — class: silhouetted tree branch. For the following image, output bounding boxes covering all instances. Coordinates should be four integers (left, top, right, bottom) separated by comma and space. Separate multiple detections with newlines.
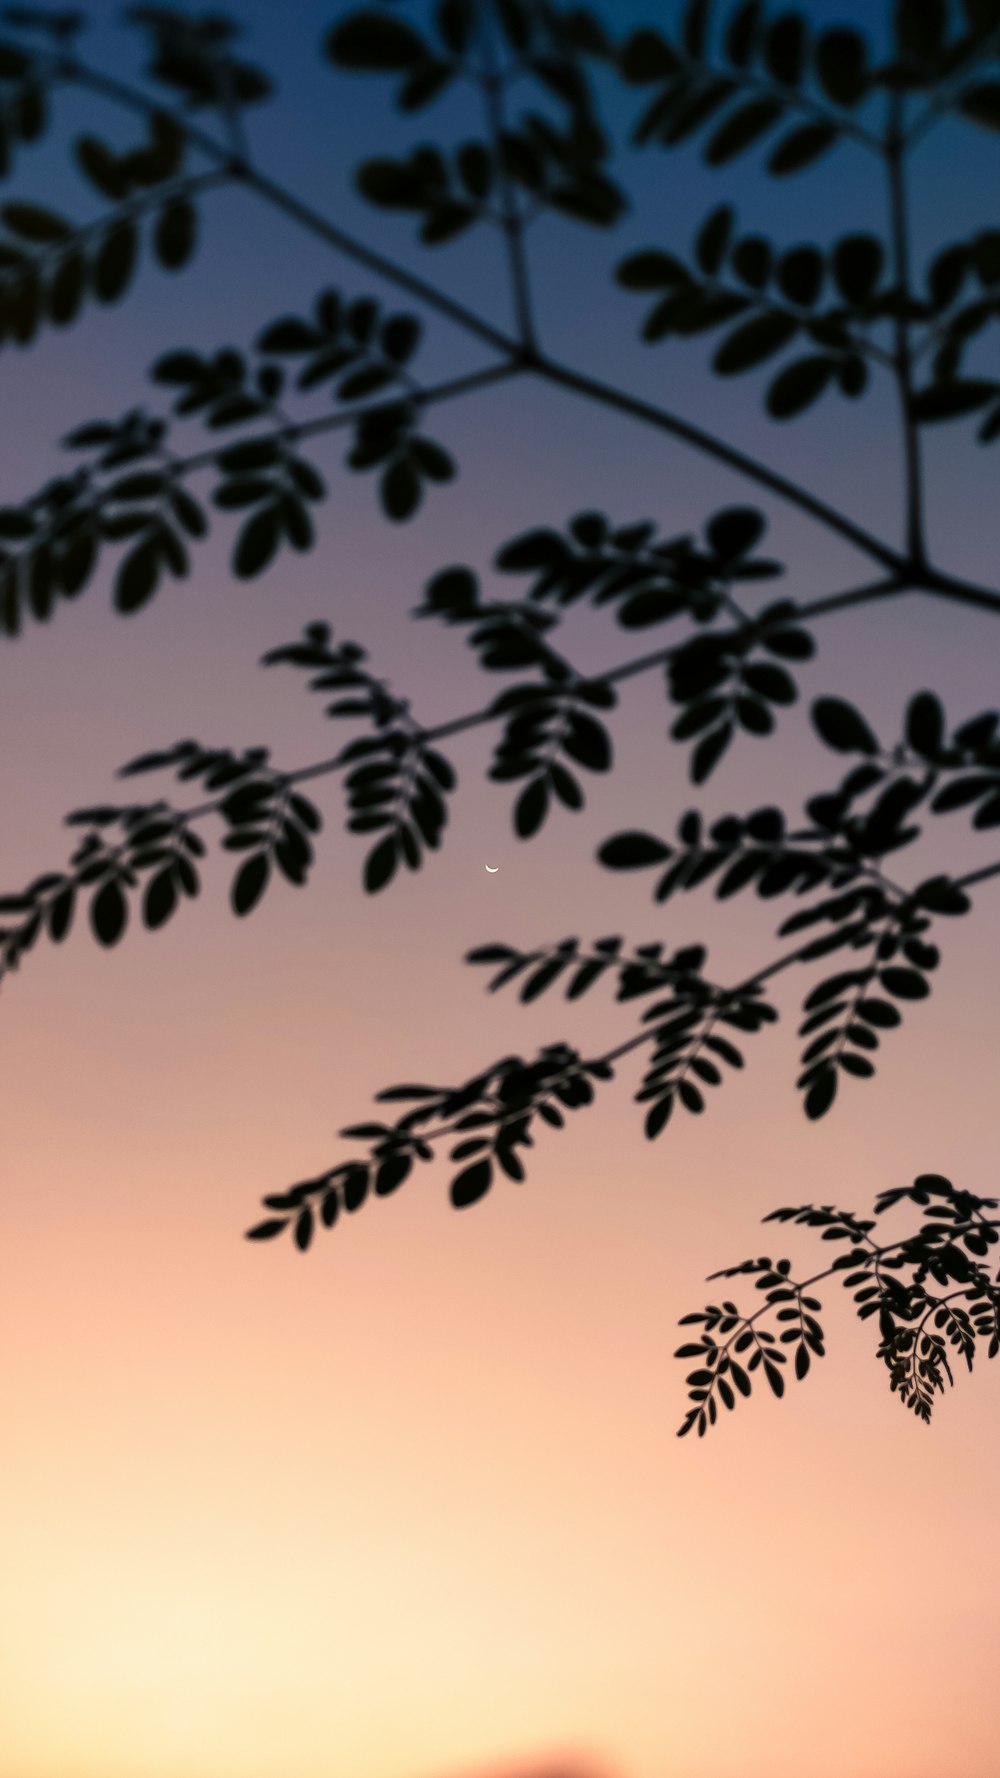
3, 0, 1000, 1438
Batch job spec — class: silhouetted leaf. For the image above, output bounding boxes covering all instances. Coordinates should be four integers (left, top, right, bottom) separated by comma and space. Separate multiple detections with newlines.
906, 691, 945, 758
2, 199, 69, 241
375, 1154, 411, 1195
143, 867, 177, 929
515, 776, 549, 838
832, 234, 883, 305
93, 218, 137, 302
959, 84, 1000, 132
857, 997, 901, 1027
768, 122, 836, 174
233, 507, 279, 578
879, 966, 929, 999
707, 505, 764, 558
154, 196, 197, 270
231, 851, 269, 916
695, 204, 734, 274
692, 722, 733, 782
114, 539, 159, 614
245, 1218, 287, 1241
90, 877, 127, 946
912, 380, 996, 421
812, 696, 878, 753
450, 1157, 492, 1207
329, 13, 426, 69
364, 833, 398, 893
705, 98, 783, 165
381, 456, 421, 520
805, 1067, 837, 1118
767, 354, 836, 418
815, 27, 867, 106
598, 831, 671, 868
714, 311, 798, 373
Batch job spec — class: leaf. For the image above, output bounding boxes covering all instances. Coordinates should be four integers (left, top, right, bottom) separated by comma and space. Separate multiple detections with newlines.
154, 197, 197, 270
896, 0, 945, 59
856, 997, 901, 1028
768, 122, 836, 175
678, 1079, 704, 1113
598, 831, 671, 868
620, 26, 680, 82
381, 456, 421, 521
114, 539, 159, 614
563, 711, 611, 772
804, 1067, 837, 1119
692, 723, 733, 783
645, 1093, 674, 1138
879, 966, 929, 999
327, 12, 426, 70
764, 1361, 785, 1398
811, 696, 878, 754
294, 1206, 314, 1251
732, 236, 772, 289
905, 691, 944, 758
231, 851, 270, 917
815, 27, 867, 106
515, 776, 549, 839
832, 234, 883, 306
742, 662, 796, 703
707, 505, 764, 559
959, 84, 1000, 132
713, 311, 798, 374
2, 200, 70, 241
776, 246, 824, 306
616, 249, 689, 290
364, 833, 398, 893
912, 876, 970, 915
705, 98, 783, 166
233, 507, 279, 579
765, 12, 806, 83
90, 877, 127, 946
694, 204, 734, 275
143, 867, 177, 930
839, 1051, 874, 1078
47, 884, 75, 942
152, 349, 204, 385
766, 354, 836, 418
911, 380, 996, 421
245, 1219, 287, 1241
450, 1157, 492, 1208
375, 1154, 411, 1195
93, 218, 137, 303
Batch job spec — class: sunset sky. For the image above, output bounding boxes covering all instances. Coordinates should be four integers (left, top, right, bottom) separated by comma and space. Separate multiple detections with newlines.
2, 3, 1000, 1777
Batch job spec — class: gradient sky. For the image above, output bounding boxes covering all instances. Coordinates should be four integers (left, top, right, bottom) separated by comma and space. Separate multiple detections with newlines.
3, 4, 1000, 1777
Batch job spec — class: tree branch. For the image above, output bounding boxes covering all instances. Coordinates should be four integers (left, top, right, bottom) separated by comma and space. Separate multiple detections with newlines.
56, 52, 914, 578
531, 352, 909, 574
885, 92, 926, 568
477, 0, 539, 353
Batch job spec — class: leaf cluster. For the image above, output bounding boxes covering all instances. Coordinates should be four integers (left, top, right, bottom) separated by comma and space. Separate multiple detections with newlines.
246, 1037, 615, 1245
678, 1173, 1000, 1436
261, 620, 457, 893
330, 2, 625, 237
618, 209, 890, 420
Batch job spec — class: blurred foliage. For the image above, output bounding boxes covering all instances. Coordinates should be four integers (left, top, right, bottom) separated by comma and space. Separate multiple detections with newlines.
3, 0, 1000, 1435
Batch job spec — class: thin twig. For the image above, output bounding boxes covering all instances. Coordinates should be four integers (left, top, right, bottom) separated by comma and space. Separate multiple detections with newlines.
477, 0, 539, 353
57, 54, 914, 578
885, 91, 926, 567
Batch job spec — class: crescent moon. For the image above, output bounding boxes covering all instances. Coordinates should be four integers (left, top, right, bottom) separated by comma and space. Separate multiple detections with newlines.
485, 864, 499, 873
